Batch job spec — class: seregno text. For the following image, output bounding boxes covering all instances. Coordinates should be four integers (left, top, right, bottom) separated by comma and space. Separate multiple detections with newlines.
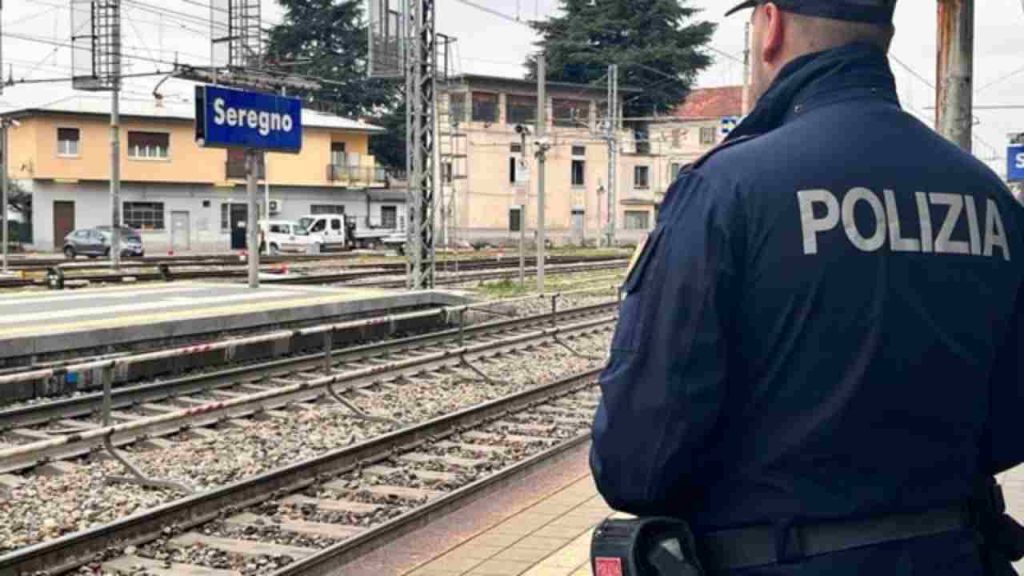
798, 188, 1010, 262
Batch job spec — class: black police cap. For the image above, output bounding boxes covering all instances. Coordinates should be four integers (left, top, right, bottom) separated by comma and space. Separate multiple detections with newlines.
725, 0, 896, 25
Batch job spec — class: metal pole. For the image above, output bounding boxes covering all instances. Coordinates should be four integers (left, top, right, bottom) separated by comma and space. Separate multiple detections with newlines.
742, 22, 752, 115
263, 152, 271, 255
1, 121, 8, 275
936, 0, 974, 151
110, 88, 121, 269
246, 149, 259, 288
519, 130, 527, 287
606, 64, 618, 248
536, 53, 547, 292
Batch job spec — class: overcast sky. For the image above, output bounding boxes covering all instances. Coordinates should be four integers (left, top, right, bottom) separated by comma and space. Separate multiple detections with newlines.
2, 0, 1022, 174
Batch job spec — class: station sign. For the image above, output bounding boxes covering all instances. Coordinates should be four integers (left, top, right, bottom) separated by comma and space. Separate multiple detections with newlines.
1009, 144, 1024, 183
195, 85, 303, 153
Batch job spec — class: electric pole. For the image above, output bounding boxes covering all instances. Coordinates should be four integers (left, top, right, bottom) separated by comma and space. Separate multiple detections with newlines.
1, 120, 8, 275
936, 0, 974, 151
536, 54, 548, 292
246, 149, 259, 287
111, 77, 121, 269
606, 64, 618, 248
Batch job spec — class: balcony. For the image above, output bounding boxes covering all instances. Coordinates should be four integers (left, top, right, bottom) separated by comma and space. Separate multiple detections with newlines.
226, 160, 265, 180
326, 164, 388, 187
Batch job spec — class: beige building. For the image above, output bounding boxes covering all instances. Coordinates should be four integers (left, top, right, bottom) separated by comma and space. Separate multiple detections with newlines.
4, 94, 396, 252
438, 77, 744, 246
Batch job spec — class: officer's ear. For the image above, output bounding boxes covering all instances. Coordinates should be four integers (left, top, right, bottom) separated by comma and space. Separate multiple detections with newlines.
757, 2, 786, 65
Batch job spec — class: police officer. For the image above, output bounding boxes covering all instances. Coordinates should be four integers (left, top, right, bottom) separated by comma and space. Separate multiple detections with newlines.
590, 1, 1024, 574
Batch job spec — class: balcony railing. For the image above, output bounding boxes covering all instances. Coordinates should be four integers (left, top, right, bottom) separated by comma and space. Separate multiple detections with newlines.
326, 164, 388, 185
226, 160, 265, 180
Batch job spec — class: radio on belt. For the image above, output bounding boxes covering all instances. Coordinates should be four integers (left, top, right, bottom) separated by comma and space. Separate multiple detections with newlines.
591, 517, 706, 576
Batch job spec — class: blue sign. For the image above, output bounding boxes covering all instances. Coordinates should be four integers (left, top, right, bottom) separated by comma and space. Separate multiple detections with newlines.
195, 85, 302, 153
1009, 144, 1024, 183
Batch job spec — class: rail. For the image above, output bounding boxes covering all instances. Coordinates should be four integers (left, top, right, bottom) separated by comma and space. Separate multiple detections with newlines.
0, 312, 615, 474
0, 368, 601, 575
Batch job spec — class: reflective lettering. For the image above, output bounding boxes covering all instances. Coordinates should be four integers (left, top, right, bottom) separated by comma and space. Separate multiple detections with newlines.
984, 198, 1011, 261
915, 192, 934, 253
883, 189, 920, 252
797, 189, 840, 255
842, 187, 886, 252
1016, 153, 1024, 169
247, 110, 259, 129
929, 193, 970, 255
964, 195, 982, 255
282, 115, 294, 132
226, 107, 237, 125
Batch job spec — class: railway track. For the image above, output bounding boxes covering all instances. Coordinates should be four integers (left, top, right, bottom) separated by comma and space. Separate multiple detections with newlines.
0, 367, 601, 576
0, 301, 616, 475
0, 254, 627, 289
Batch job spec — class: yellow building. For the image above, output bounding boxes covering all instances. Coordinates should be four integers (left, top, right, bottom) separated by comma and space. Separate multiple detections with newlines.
5, 93, 396, 252
438, 77, 744, 246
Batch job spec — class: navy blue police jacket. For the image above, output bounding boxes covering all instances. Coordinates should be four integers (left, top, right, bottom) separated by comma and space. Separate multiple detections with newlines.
591, 43, 1024, 573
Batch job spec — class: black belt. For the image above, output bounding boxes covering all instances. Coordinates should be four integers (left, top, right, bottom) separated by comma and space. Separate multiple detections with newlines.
699, 505, 969, 571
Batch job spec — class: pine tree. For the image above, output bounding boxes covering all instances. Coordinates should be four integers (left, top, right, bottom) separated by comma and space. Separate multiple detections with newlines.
530, 0, 715, 117
267, 0, 405, 168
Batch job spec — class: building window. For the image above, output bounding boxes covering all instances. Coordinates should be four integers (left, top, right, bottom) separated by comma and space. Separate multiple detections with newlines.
220, 203, 246, 231
226, 148, 264, 179
471, 92, 499, 123
509, 207, 522, 232
123, 202, 165, 230
510, 143, 523, 154
57, 128, 80, 157
381, 206, 398, 229
700, 126, 716, 145
624, 210, 651, 231
634, 166, 650, 189
671, 129, 681, 149
553, 99, 591, 128
572, 145, 586, 157
449, 93, 467, 124
571, 159, 585, 187
670, 162, 683, 180
127, 131, 169, 159
330, 142, 347, 166
506, 94, 536, 125
442, 161, 453, 183
311, 204, 346, 215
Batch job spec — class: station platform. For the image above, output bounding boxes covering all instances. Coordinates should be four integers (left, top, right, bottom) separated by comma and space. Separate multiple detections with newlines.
345, 442, 619, 576
0, 281, 469, 363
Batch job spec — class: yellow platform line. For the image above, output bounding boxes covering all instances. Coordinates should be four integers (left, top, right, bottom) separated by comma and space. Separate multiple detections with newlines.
0, 281, 210, 301
0, 290, 386, 339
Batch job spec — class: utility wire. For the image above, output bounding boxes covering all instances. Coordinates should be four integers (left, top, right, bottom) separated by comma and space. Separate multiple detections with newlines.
451, 0, 531, 26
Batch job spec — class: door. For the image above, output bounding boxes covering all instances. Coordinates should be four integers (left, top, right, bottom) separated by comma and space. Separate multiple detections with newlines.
53, 201, 76, 250
571, 209, 585, 246
171, 211, 191, 252
229, 204, 248, 250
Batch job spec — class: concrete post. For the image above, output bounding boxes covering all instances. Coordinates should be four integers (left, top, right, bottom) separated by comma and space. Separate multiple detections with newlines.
536, 54, 547, 292
936, 0, 974, 151
246, 149, 260, 288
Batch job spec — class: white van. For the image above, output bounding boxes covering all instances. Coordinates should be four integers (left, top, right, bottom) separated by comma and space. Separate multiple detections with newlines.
299, 215, 348, 248
260, 220, 323, 255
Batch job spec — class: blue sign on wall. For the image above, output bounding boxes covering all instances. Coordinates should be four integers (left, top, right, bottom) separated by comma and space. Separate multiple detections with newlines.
1009, 144, 1024, 183
195, 85, 303, 153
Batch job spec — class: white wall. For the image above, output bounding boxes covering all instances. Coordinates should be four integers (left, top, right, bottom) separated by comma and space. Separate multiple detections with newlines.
28, 180, 406, 253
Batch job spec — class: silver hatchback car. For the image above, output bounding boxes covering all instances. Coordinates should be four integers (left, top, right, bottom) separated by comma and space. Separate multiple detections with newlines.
63, 226, 145, 259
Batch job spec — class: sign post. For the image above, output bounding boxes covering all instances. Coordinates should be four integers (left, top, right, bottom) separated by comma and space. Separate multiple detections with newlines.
195, 85, 302, 288
1009, 144, 1024, 183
